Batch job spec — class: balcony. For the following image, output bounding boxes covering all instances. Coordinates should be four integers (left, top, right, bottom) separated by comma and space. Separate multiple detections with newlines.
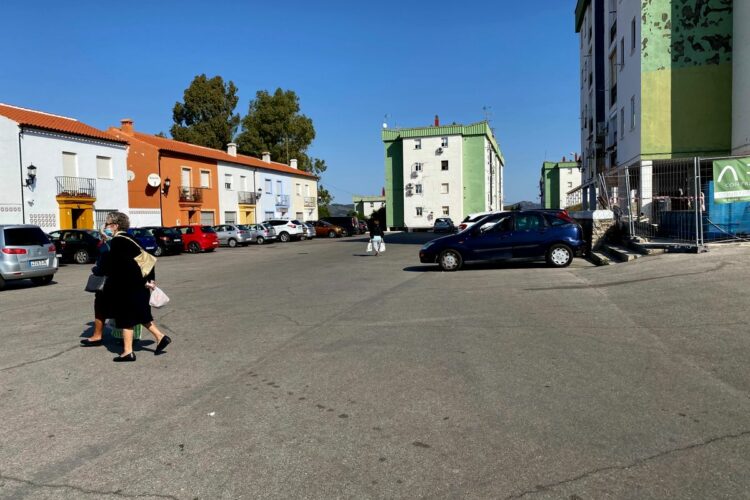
179, 186, 204, 204
304, 196, 316, 208
275, 194, 290, 207
237, 191, 259, 204
55, 176, 96, 198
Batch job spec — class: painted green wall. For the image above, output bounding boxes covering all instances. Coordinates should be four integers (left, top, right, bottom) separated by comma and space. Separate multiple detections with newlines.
462, 136, 485, 215
541, 162, 559, 209
641, 0, 733, 158
384, 140, 403, 228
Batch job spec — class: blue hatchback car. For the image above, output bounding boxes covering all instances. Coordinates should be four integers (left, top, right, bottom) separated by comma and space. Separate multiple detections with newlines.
126, 228, 159, 255
419, 210, 585, 271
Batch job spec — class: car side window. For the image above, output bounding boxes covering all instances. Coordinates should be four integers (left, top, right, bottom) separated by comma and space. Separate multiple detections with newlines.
516, 214, 544, 231
486, 216, 513, 233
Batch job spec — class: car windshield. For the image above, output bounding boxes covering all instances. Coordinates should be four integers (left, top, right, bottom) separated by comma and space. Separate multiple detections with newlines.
163, 228, 180, 237
3, 227, 50, 246
200, 226, 216, 233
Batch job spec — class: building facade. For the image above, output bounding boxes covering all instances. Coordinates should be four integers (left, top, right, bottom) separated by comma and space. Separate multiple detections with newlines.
0, 104, 129, 232
540, 159, 582, 209
352, 195, 386, 219
382, 119, 503, 230
575, 0, 733, 210
733, 0, 750, 156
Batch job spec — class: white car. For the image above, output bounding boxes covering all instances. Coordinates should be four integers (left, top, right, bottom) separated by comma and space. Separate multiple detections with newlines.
457, 211, 503, 232
263, 219, 306, 242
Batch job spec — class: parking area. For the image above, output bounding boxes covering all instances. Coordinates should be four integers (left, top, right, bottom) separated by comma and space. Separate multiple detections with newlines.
1, 234, 749, 499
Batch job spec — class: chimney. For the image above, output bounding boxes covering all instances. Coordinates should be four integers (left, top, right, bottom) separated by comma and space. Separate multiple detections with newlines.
562, 156, 567, 162
121, 119, 134, 135
434, 114, 440, 127
290, 158, 298, 169
262, 151, 271, 163
227, 143, 237, 157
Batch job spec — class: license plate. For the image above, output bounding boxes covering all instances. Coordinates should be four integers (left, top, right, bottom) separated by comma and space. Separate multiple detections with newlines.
29, 259, 47, 268
174, 239, 182, 242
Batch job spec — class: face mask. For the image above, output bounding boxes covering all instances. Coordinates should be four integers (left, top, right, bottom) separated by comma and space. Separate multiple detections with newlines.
103, 228, 114, 237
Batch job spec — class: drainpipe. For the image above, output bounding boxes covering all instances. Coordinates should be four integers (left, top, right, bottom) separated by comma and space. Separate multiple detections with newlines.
18, 129, 25, 223
157, 151, 164, 226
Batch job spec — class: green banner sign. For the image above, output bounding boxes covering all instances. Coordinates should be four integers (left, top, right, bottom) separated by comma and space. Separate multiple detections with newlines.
713, 157, 750, 204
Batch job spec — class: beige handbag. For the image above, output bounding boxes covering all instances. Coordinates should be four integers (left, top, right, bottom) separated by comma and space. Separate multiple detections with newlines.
117, 235, 157, 277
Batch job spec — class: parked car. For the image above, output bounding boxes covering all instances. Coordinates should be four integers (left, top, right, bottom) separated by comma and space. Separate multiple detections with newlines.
263, 219, 306, 242
311, 220, 344, 238
433, 217, 455, 233
141, 226, 183, 256
419, 210, 585, 271
0, 224, 58, 289
358, 220, 369, 233
301, 222, 316, 240
241, 223, 276, 244
321, 216, 361, 237
126, 228, 159, 255
213, 224, 253, 247
456, 211, 501, 232
47, 229, 103, 264
172, 225, 219, 253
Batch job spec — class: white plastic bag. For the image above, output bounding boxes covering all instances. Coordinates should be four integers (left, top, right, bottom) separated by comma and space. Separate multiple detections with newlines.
379, 241, 386, 253
149, 286, 170, 308
366, 240, 373, 252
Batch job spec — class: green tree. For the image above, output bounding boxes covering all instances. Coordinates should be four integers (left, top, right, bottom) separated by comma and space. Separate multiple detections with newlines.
236, 88, 315, 165
317, 185, 333, 218
171, 74, 240, 150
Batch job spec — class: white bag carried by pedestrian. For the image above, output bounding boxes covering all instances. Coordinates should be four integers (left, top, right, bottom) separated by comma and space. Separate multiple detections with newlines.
149, 286, 170, 308
379, 241, 386, 253
366, 240, 373, 252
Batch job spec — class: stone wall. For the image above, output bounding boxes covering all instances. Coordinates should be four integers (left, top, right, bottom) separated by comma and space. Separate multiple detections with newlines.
571, 210, 616, 254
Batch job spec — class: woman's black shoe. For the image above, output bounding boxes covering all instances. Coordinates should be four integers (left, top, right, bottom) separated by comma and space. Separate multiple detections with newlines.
80, 339, 102, 347
113, 352, 136, 362
155, 335, 172, 354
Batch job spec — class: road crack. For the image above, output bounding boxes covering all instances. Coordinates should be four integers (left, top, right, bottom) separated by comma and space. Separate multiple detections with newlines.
0, 471, 179, 499
504, 429, 750, 499
0, 345, 80, 372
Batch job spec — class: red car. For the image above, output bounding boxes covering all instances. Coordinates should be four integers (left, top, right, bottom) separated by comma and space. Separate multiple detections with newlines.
172, 225, 219, 253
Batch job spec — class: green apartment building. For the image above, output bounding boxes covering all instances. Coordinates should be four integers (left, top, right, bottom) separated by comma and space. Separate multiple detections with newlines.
539, 160, 582, 209
382, 119, 504, 230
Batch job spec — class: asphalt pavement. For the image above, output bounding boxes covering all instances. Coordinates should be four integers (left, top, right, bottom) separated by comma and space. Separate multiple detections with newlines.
1, 233, 749, 499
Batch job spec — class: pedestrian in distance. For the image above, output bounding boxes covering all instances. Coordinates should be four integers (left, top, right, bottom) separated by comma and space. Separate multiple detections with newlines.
369, 219, 385, 256
100, 211, 171, 362
80, 227, 113, 346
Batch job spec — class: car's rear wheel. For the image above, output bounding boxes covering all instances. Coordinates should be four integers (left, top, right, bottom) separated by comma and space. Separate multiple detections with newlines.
228, 238, 237, 248
342, 229, 350, 237
279, 232, 290, 243
73, 249, 90, 264
328, 231, 336, 238
300, 234, 307, 241
153, 246, 163, 257
547, 244, 573, 267
256, 236, 265, 245
31, 275, 53, 286
188, 242, 201, 254
439, 249, 463, 272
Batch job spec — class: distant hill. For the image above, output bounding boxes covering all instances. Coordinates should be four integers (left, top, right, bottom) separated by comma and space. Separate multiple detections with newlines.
328, 203, 355, 217
505, 200, 541, 210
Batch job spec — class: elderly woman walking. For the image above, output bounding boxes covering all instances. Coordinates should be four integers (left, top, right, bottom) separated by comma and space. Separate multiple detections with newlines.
101, 211, 171, 362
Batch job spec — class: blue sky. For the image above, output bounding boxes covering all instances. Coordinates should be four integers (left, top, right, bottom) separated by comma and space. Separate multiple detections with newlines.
1, 1, 580, 205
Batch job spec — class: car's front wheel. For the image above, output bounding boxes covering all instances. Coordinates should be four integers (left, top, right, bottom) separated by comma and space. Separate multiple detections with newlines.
188, 242, 201, 254
439, 249, 463, 272
31, 275, 53, 286
153, 246, 163, 257
546, 244, 573, 267
73, 249, 90, 264
278, 232, 290, 243
228, 238, 237, 248
328, 231, 336, 238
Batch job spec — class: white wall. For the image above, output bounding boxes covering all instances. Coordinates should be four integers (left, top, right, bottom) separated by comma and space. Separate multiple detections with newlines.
615, 0, 642, 167
0, 116, 23, 224
128, 209, 162, 227
218, 161, 256, 223
16, 129, 128, 232
733, 0, 750, 155
402, 134, 463, 228
484, 138, 503, 211
558, 166, 583, 208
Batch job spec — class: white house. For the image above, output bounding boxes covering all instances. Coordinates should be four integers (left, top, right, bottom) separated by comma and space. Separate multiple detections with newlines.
0, 103, 129, 232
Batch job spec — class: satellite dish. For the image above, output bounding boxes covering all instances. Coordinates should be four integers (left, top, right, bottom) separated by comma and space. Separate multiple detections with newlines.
147, 173, 161, 187
127, 170, 135, 182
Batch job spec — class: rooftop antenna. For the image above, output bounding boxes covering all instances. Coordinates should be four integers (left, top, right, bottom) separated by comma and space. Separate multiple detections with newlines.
382, 113, 390, 129
482, 105, 493, 123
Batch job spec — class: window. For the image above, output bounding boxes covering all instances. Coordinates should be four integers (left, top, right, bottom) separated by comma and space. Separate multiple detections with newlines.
631, 17, 636, 53
415, 184, 423, 194
296, 183, 301, 196
264, 179, 272, 193
630, 96, 636, 130
265, 211, 274, 220
369, 202, 374, 207
609, 51, 618, 107
620, 107, 625, 141
305, 184, 310, 196
224, 173, 233, 190
441, 137, 448, 147
416, 207, 423, 217
414, 162, 423, 172
441, 160, 449, 171
96, 156, 112, 179
276, 180, 282, 194
181, 167, 191, 187
620, 37, 625, 69
414, 138, 421, 150
442, 206, 449, 215
440, 183, 449, 194
62, 152, 77, 177
225, 211, 237, 224
239, 175, 247, 191
200, 170, 210, 188
567, 182, 573, 188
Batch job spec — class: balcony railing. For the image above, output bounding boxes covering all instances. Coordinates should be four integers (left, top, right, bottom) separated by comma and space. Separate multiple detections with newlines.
275, 194, 290, 207
304, 196, 316, 208
237, 191, 259, 204
179, 186, 204, 203
56, 176, 96, 198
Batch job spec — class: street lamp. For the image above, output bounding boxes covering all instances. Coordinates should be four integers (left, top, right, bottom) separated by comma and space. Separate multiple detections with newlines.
25, 164, 37, 187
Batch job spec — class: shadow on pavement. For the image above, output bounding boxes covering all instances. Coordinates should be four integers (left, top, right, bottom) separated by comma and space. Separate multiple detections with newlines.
335, 232, 443, 246
404, 261, 553, 273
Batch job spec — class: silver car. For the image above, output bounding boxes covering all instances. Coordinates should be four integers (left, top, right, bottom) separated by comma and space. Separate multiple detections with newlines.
213, 224, 253, 247
0, 224, 58, 289
245, 223, 276, 245
301, 222, 316, 239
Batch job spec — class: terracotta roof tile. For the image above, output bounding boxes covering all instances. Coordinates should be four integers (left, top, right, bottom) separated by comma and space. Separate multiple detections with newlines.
130, 132, 317, 179
0, 103, 126, 144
